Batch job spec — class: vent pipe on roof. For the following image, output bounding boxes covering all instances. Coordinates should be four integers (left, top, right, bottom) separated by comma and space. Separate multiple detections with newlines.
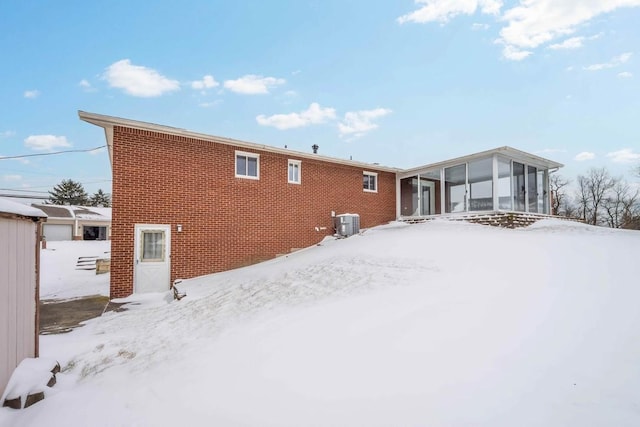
312, 144, 319, 154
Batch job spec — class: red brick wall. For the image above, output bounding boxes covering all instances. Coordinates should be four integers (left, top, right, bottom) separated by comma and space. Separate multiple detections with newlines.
110, 126, 397, 298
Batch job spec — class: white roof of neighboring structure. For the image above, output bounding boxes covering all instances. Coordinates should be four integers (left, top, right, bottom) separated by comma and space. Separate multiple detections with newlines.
0, 198, 47, 218
31, 204, 111, 221
75, 207, 112, 221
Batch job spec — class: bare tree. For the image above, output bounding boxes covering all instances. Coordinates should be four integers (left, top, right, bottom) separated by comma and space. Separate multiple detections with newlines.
575, 168, 616, 225
549, 174, 571, 216
576, 175, 592, 223
603, 181, 639, 228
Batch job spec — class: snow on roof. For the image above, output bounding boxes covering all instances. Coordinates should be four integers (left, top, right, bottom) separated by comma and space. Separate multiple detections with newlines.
74, 207, 112, 221
34, 204, 74, 218
31, 204, 111, 220
0, 197, 47, 218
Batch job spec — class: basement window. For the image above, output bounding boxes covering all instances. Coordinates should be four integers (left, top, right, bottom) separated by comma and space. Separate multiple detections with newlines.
236, 151, 260, 179
288, 159, 301, 184
363, 171, 378, 193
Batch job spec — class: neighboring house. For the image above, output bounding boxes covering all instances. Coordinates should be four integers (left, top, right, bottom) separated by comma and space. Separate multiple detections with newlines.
0, 198, 47, 396
31, 205, 111, 241
79, 111, 562, 299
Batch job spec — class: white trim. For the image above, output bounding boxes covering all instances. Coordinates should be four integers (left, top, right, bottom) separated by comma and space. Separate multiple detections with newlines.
492, 154, 499, 211
288, 159, 301, 184
400, 146, 563, 176
235, 150, 260, 180
363, 171, 378, 193
440, 168, 445, 215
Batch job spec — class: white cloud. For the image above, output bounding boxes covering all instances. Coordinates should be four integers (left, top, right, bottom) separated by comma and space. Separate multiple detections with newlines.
618, 71, 633, 78
338, 108, 392, 139
103, 59, 180, 97
198, 100, 223, 108
2, 174, 22, 182
256, 103, 336, 130
0, 130, 15, 138
548, 36, 584, 50
191, 75, 219, 90
574, 151, 596, 161
584, 52, 632, 71
397, 0, 502, 24
402, 0, 640, 61
471, 23, 490, 31
24, 90, 40, 99
499, 1, 640, 52
224, 75, 285, 95
498, 2, 640, 60
24, 135, 71, 152
78, 79, 96, 92
549, 33, 601, 50
606, 148, 640, 163
501, 44, 532, 61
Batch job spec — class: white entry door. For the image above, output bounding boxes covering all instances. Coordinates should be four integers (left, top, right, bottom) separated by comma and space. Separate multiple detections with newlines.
134, 224, 171, 293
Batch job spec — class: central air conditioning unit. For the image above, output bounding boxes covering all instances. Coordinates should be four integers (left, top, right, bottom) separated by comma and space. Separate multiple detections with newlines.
335, 213, 360, 237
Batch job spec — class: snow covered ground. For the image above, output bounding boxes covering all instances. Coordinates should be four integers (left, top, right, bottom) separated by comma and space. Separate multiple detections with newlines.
2, 219, 640, 426
40, 241, 110, 299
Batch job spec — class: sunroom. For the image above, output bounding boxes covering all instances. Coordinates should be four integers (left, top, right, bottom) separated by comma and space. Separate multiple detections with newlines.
396, 147, 563, 219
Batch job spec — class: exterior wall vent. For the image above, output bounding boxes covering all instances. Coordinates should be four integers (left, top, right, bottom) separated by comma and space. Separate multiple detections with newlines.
335, 213, 360, 237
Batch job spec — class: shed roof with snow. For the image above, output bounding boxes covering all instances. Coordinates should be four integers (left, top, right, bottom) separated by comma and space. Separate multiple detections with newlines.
0, 198, 47, 219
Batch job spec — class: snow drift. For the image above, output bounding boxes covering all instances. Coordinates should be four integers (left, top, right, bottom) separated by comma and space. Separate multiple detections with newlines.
2, 219, 640, 427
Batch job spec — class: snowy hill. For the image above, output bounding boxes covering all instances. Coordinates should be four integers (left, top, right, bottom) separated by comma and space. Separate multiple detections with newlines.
2, 219, 640, 426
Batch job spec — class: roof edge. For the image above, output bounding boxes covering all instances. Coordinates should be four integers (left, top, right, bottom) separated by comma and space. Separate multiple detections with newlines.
401, 146, 563, 175
78, 111, 401, 173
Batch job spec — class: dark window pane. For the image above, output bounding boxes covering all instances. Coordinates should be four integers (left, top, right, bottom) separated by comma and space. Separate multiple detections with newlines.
236, 155, 247, 175
247, 157, 258, 176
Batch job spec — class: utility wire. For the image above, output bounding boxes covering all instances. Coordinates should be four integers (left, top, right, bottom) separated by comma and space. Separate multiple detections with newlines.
0, 145, 106, 160
0, 188, 50, 194
0, 179, 112, 192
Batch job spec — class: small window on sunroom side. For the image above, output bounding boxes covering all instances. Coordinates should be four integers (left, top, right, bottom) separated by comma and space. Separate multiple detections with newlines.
288, 159, 301, 184
235, 151, 260, 179
363, 171, 378, 193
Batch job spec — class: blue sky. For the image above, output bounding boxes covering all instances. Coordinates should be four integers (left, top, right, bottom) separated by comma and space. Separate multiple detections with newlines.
1, 0, 639, 197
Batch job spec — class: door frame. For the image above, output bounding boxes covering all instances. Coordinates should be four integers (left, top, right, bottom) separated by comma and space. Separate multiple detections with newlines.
420, 179, 436, 216
133, 224, 171, 293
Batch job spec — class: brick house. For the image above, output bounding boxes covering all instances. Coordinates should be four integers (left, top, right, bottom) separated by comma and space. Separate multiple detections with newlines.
79, 111, 562, 299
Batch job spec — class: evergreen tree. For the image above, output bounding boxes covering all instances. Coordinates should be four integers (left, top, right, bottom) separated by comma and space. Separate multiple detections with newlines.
48, 179, 89, 205
89, 189, 111, 207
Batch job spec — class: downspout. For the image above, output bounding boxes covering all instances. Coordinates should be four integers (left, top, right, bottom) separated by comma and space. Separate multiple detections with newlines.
395, 173, 401, 219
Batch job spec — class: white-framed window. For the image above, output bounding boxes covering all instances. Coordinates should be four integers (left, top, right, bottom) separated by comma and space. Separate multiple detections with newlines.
235, 151, 260, 179
363, 171, 378, 193
288, 159, 301, 184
